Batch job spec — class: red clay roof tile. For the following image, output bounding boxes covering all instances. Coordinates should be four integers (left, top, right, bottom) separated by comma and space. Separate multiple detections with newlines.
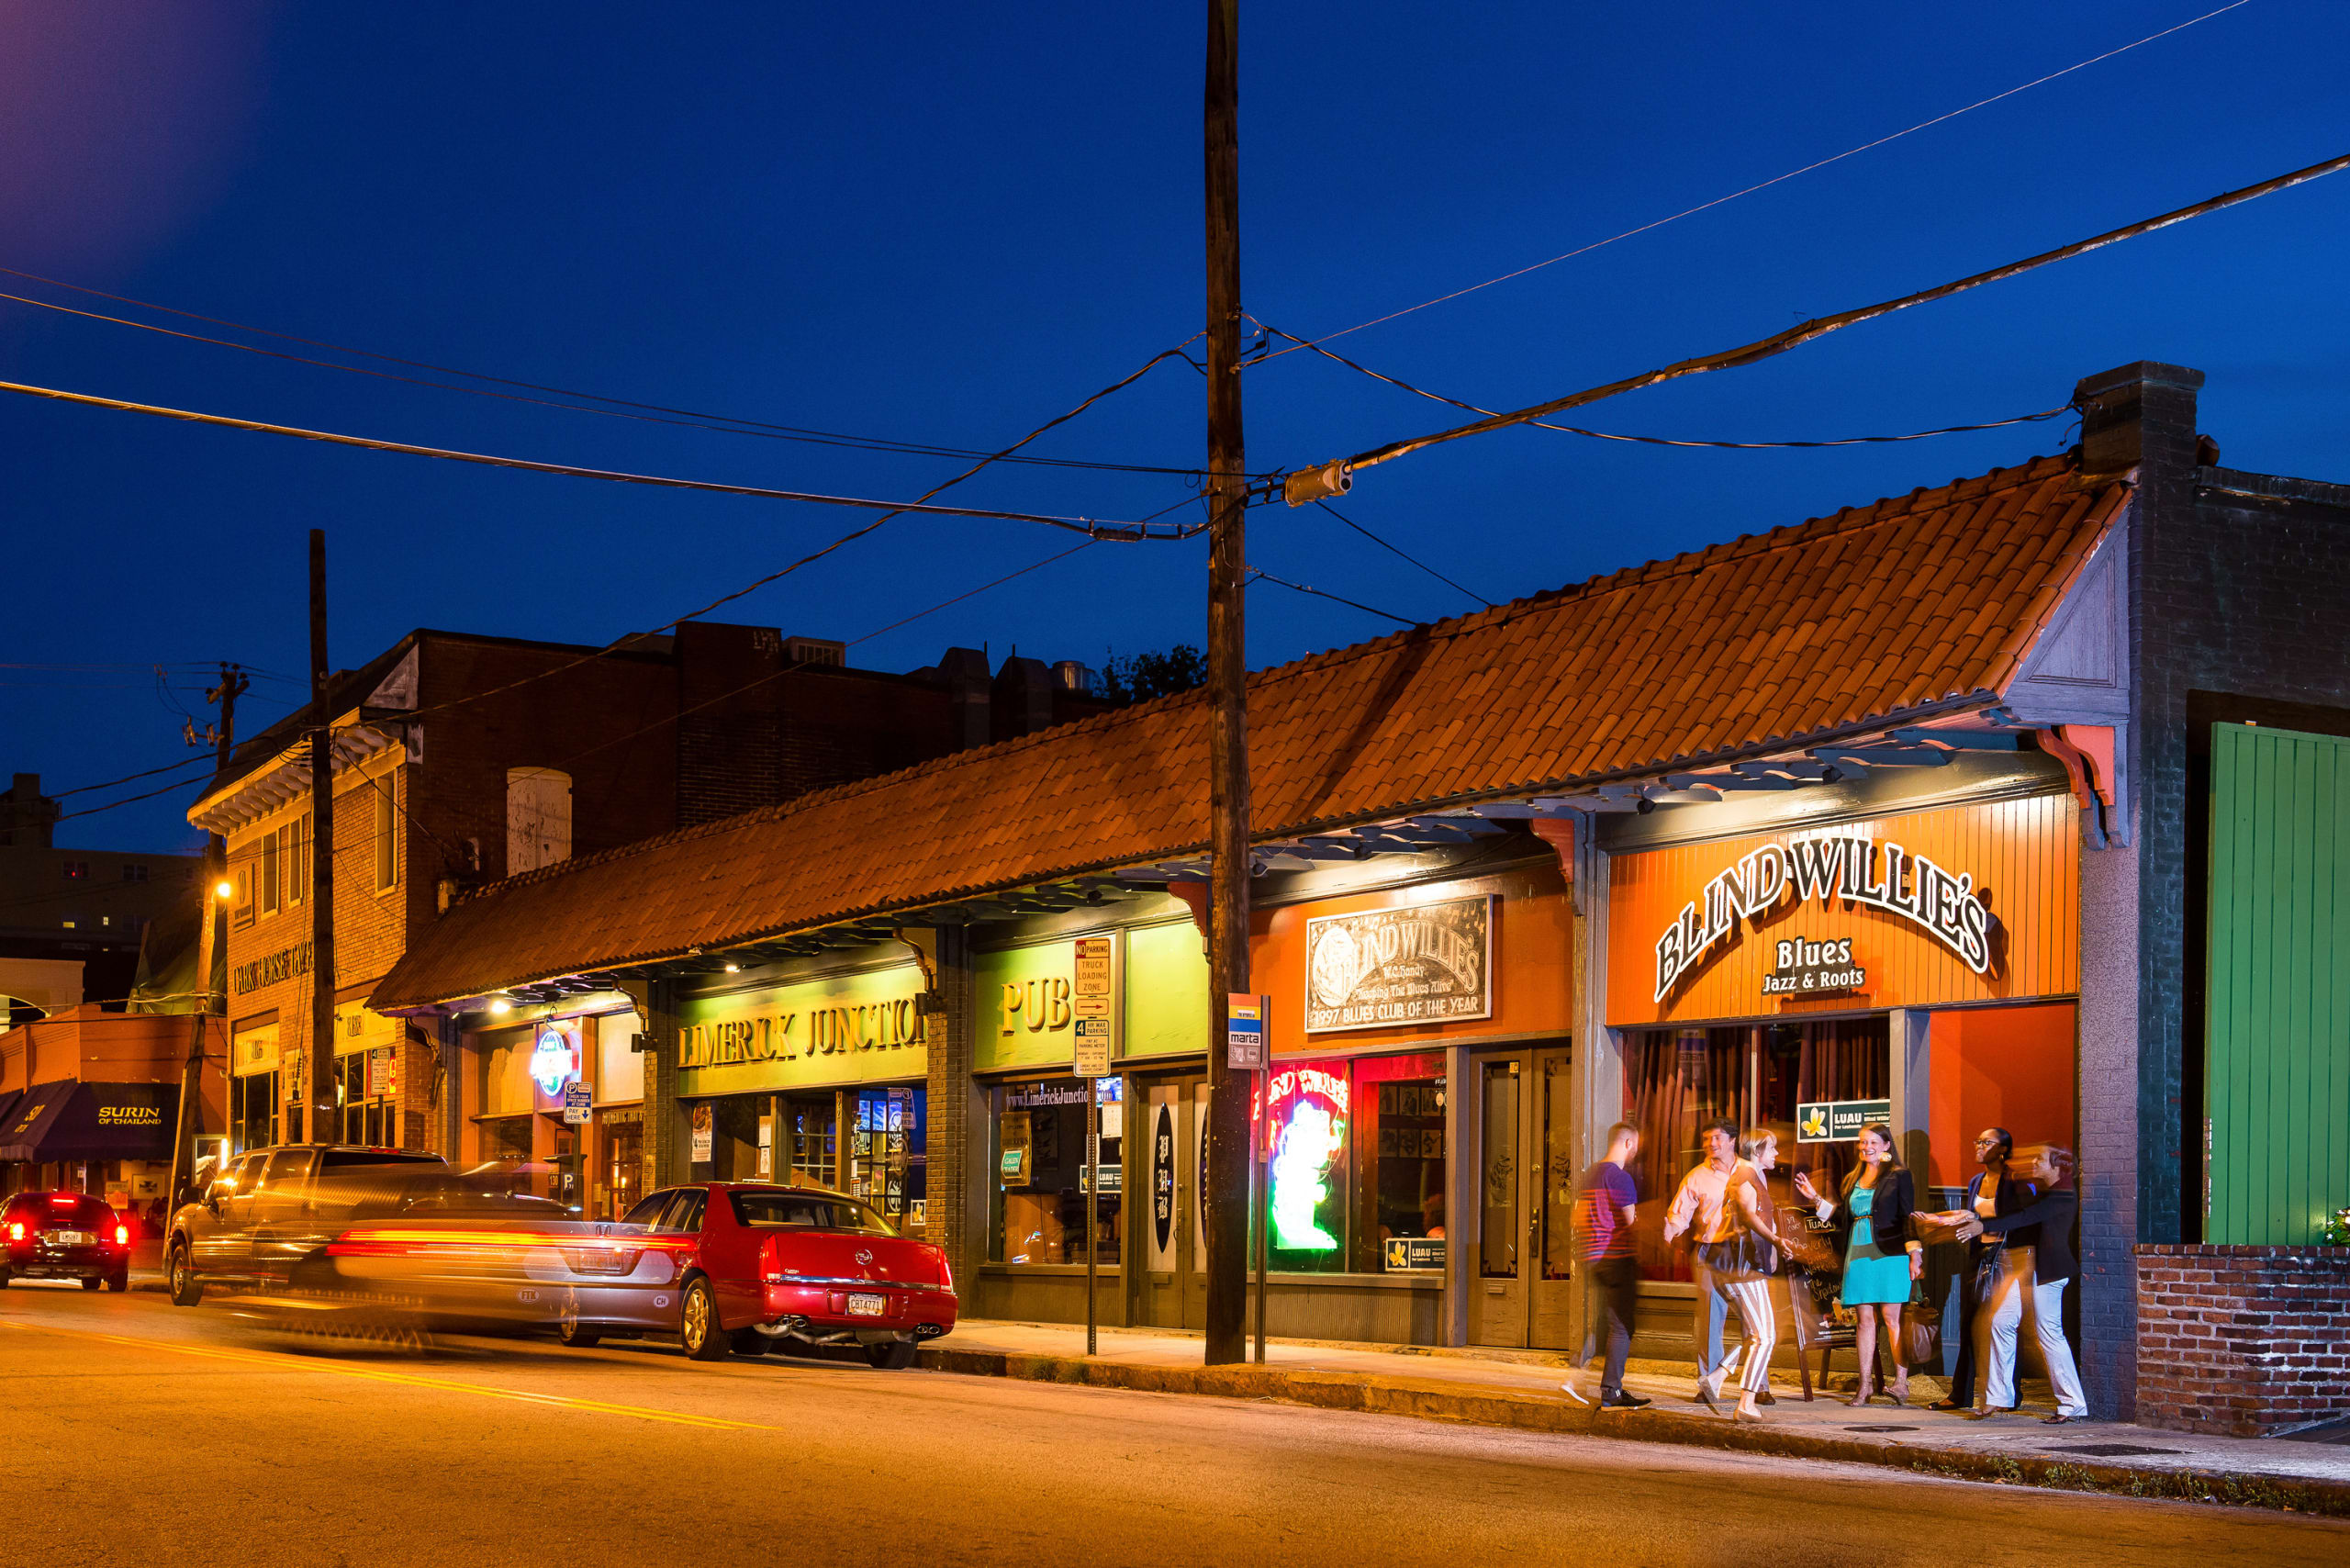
372, 454, 2129, 1008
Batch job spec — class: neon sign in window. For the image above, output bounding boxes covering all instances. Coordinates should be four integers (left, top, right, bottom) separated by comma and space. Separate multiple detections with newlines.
1256, 1065, 1350, 1253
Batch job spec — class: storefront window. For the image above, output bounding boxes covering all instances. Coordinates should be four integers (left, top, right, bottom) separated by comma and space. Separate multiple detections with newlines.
784, 1092, 836, 1185
601, 1117, 643, 1221
482, 1115, 532, 1163
335, 1051, 396, 1148
991, 1077, 1122, 1265
230, 1071, 278, 1153
849, 1087, 926, 1237
1622, 1017, 1887, 1281
1257, 1051, 1446, 1276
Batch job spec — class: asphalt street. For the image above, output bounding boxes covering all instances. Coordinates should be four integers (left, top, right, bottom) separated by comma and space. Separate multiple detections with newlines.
1, 1282, 2341, 1568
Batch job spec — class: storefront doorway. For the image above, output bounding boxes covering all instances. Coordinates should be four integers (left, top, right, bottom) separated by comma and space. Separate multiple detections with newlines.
1469, 1044, 1576, 1349
1133, 1072, 1208, 1330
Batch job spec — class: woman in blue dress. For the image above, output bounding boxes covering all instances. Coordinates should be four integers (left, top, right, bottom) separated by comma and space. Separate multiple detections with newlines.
1794, 1123, 1922, 1406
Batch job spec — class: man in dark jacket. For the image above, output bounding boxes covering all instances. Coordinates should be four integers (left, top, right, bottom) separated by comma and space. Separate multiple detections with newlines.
1957, 1144, 2086, 1423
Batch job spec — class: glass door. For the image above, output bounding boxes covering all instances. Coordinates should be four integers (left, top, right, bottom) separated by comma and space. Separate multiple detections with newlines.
1134, 1073, 1208, 1329
1470, 1058, 1524, 1345
1469, 1043, 1576, 1349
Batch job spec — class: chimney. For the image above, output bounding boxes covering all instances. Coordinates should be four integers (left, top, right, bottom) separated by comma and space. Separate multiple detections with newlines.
2074, 361, 2204, 478
935, 647, 992, 749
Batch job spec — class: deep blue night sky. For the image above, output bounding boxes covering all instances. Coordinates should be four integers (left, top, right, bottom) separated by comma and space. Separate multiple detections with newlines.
5, 1, 2344, 852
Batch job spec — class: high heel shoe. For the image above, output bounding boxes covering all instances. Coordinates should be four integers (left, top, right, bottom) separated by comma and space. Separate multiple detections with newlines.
1734, 1406, 1763, 1423
1844, 1389, 1875, 1408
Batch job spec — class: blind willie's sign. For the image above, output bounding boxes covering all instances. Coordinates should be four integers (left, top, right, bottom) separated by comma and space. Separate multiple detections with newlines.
1653, 831, 1993, 1002
1304, 896, 1492, 1034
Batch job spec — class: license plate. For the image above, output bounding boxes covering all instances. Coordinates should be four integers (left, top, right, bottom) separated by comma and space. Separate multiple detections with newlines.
845, 1293, 888, 1317
50, 1231, 90, 1247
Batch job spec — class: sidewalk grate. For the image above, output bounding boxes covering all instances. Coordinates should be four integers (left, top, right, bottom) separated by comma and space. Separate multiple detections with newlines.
1844, 1425, 1918, 1433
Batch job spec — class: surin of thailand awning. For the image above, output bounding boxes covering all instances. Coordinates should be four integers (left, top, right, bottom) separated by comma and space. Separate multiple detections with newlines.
0, 1081, 180, 1163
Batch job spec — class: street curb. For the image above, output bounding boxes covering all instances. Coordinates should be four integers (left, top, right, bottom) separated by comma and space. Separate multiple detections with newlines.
917, 1347, 2350, 1518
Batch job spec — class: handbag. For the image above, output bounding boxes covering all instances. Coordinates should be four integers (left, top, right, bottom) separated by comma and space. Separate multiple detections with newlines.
1898, 1276, 1942, 1368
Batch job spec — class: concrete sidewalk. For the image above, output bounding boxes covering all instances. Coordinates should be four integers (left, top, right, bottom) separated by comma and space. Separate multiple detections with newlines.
920, 1319, 2350, 1517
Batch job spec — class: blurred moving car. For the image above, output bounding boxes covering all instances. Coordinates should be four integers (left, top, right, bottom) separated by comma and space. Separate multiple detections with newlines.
1, 1191, 131, 1291
323, 1181, 957, 1365
164, 1144, 449, 1305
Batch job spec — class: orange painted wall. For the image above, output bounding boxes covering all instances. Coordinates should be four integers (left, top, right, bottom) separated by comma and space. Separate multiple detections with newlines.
1606, 791, 2080, 1026
1253, 861, 1573, 1058
1924, 1002, 2077, 1188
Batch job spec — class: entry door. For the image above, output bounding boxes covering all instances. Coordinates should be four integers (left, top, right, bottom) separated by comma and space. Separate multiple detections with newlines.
1468, 1045, 1576, 1349
1134, 1075, 1209, 1329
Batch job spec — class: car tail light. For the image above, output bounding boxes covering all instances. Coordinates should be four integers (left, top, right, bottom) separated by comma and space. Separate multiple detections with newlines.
114, 1225, 129, 1245
6, 1221, 23, 1241
49, 1194, 77, 1205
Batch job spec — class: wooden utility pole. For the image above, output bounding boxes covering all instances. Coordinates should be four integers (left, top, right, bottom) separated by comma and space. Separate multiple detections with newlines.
167, 665, 244, 1201
1201, 0, 1252, 1368
307, 531, 338, 1145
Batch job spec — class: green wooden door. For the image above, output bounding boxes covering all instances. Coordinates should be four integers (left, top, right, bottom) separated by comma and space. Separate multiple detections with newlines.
2205, 722, 2350, 1243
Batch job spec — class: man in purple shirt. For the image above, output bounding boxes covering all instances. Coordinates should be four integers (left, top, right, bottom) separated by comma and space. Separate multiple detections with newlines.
1566, 1122, 1650, 1408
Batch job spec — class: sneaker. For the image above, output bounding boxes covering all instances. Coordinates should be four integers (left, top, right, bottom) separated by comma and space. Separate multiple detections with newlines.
1560, 1382, 1592, 1406
1602, 1390, 1652, 1410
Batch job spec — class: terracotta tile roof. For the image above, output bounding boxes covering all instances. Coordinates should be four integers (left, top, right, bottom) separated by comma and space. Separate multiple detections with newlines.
371, 454, 2127, 1009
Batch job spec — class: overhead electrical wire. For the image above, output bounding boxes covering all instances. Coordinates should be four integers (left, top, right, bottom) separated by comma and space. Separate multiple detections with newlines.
165, 344, 1216, 755
0, 375, 1185, 537
0, 268, 1235, 478
1258, 321, 2072, 450
1248, 567, 1418, 628
1313, 501, 1495, 609
1298, 150, 2350, 484
1251, 0, 2259, 364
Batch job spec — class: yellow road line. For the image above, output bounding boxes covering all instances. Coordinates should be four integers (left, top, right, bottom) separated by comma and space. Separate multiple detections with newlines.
3, 1320, 771, 1431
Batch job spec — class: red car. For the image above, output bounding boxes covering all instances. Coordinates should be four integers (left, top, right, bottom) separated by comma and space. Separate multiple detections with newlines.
325, 1181, 957, 1366
2, 1192, 131, 1291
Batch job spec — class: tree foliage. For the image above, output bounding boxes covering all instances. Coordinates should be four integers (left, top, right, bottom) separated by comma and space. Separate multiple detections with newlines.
1099, 644, 1207, 706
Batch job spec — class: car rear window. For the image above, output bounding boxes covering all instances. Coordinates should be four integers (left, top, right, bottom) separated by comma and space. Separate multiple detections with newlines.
37, 1195, 116, 1225
320, 1150, 444, 1169
729, 1191, 895, 1236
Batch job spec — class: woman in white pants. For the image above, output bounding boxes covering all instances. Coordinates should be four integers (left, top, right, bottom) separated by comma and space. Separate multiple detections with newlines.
1959, 1144, 2088, 1423
1699, 1158, 1786, 1423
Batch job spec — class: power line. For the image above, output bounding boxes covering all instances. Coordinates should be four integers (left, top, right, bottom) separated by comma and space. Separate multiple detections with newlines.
50, 752, 225, 799
1248, 567, 1418, 628
1313, 501, 1494, 609
1259, 321, 2072, 450
151, 342, 1212, 835
849, 540, 1102, 647
0, 375, 1189, 537
1251, 1, 2259, 364
0, 282, 1228, 479
1302, 149, 2350, 484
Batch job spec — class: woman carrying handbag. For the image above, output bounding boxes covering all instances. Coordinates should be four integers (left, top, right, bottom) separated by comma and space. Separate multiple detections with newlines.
1794, 1123, 1922, 1406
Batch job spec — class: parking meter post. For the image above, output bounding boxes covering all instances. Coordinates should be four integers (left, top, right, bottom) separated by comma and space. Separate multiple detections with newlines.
1252, 1062, 1268, 1364
1085, 1082, 1098, 1357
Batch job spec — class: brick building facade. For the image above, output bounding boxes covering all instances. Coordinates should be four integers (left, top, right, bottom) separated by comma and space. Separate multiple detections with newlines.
193, 625, 1107, 1168
2064, 364, 2350, 1421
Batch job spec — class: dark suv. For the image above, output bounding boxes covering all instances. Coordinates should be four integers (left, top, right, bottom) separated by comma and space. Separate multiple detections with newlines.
167, 1144, 447, 1305
2, 1192, 131, 1290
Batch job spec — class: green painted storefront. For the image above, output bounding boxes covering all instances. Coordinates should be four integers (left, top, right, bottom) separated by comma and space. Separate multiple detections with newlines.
2204, 722, 2350, 1244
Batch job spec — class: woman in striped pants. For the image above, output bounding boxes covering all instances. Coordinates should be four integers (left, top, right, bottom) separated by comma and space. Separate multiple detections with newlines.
1697, 1172, 1785, 1423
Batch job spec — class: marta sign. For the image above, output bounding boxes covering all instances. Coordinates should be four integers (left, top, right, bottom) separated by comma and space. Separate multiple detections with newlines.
1653, 831, 1994, 1002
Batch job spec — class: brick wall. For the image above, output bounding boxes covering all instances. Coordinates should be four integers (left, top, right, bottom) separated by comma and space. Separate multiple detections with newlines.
2135, 1244, 2350, 1437
2125, 371, 2350, 1248
924, 926, 976, 1282
2069, 364, 2350, 1419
